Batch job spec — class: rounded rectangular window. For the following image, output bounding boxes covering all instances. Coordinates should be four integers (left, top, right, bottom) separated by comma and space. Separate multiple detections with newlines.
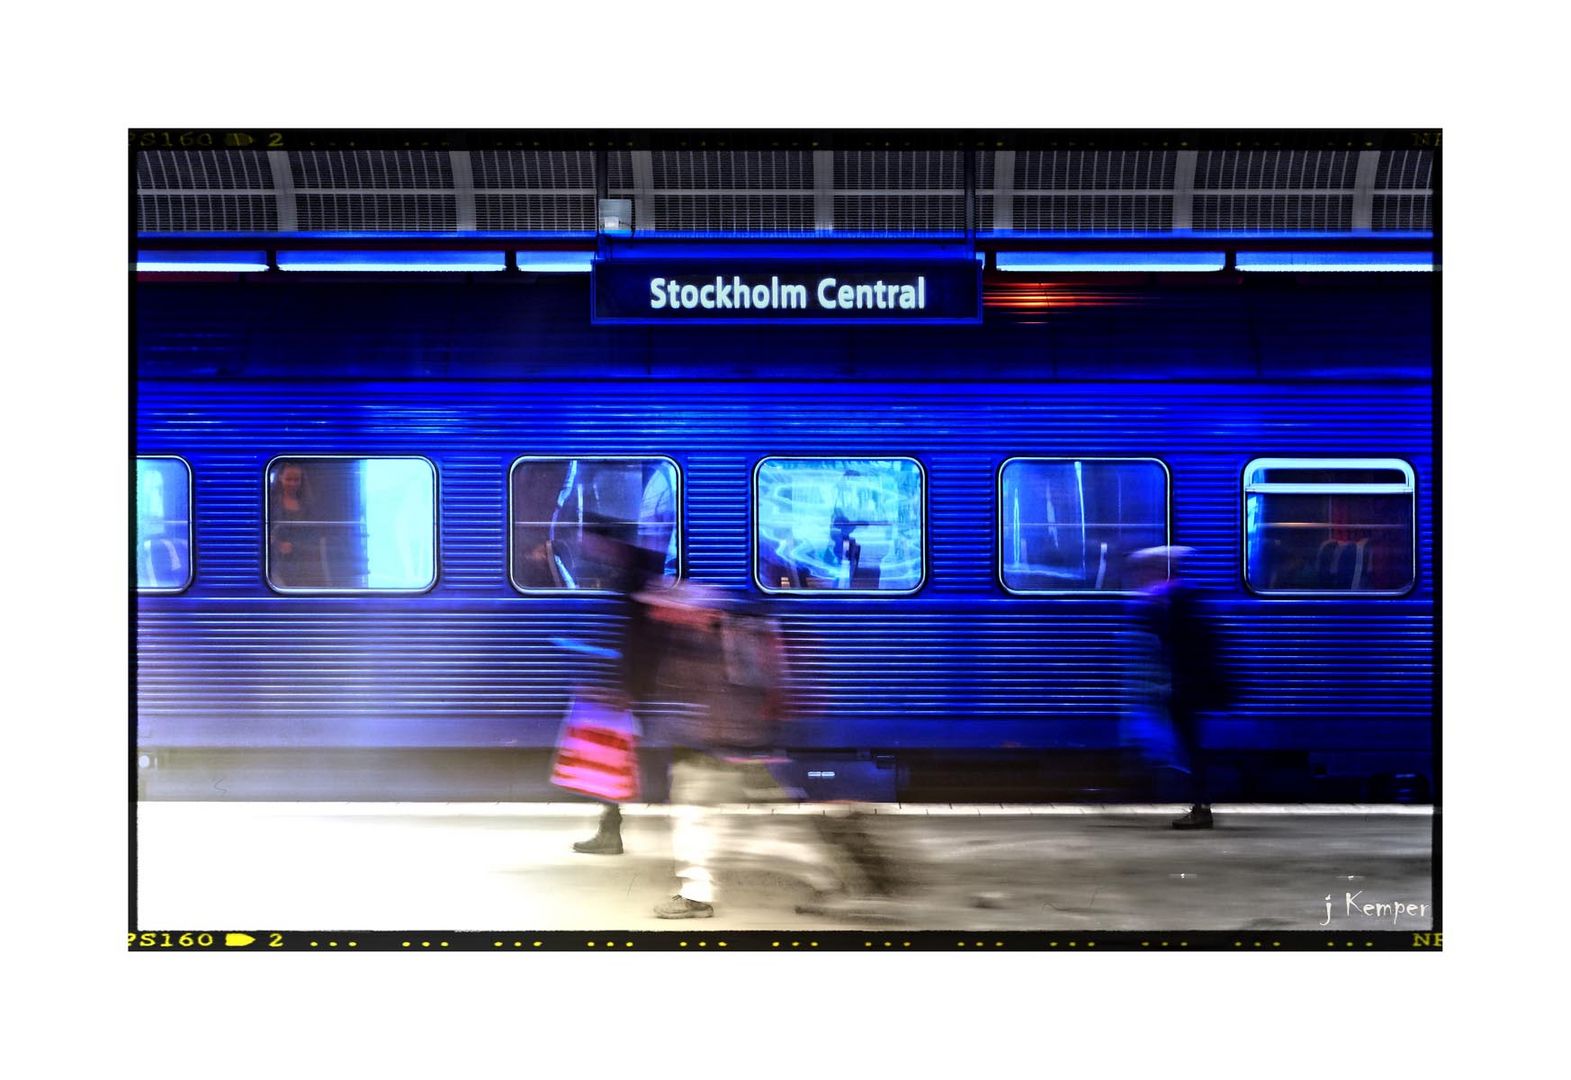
265, 457, 437, 593
999, 458, 1169, 593
1244, 458, 1416, 595
755, 457, 925, 594
137, 456, 193, 592
510, 457, 680, 592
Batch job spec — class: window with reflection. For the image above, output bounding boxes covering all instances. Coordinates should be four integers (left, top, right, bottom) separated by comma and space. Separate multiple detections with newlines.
265, 457, 436, 592
1244, 458, 1416, 594
755, 458, 924, 593
137, 457, 193, 592
510, 458, 680, 591
1000, 458, 1168, 593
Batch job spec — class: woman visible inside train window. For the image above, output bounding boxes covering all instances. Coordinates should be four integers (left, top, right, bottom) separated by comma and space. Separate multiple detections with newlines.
1243, 458, 1416, 595
265, 457, 437, 593
754, 457, 925, 594
999, 458, 1169, 593
136, 456, 193, 592
509, 458, 680, 591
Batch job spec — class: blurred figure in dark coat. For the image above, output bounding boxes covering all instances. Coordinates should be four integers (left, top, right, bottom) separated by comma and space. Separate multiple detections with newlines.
1127, 547, 1235, 830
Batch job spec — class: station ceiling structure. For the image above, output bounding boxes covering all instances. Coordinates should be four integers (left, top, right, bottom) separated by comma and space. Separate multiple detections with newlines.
136, 140, 1433, 240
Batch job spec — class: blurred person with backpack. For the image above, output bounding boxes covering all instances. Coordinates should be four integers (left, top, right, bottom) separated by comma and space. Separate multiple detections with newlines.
648, 585, 851, 919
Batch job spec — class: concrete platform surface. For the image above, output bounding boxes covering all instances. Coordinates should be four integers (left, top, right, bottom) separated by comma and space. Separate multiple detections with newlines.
135, 803, 1435, 932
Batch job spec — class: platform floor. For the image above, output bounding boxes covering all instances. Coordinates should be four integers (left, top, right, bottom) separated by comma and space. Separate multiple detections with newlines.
135, 803, 1434, 932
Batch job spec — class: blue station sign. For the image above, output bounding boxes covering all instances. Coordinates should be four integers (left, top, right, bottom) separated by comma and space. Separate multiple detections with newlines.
591, 258, 982, 325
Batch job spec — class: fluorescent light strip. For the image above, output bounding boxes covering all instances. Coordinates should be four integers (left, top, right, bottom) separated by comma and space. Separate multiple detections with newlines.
275, 251, 507, 272
514, 251, 594, 273
996, 251, 1226, 272
1236, 251, 1433, 272
137, 250, 269, 272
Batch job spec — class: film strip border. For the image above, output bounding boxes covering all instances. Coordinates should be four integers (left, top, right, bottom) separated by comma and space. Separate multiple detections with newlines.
130, 930, 1442, 952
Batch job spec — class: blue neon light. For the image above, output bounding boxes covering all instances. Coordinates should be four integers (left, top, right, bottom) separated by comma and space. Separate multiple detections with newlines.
600, 241, 976, 261
138, 231, 598, 241
978, 230, 1435, 241
514, 251, 595, 273
137, 250, 269, 273
275, 251, 507, 272
996, 251, 1226, 273
1235, 251, 1434, 272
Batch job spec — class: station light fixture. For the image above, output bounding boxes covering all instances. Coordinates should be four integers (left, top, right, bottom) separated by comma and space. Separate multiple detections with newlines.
275, 251, 508, 272
136, 250, 270, 272
995, 251, 1226, 273
1235, 251, 1434, 272
513, 251, 595, 273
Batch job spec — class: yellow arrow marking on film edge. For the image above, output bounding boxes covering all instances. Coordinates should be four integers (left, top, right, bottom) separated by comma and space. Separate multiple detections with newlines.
224, 933, 256, 947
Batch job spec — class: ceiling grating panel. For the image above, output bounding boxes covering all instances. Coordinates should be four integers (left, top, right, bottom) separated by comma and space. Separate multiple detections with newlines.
475, 193, 596, 232
134, 148, 1434, 237
834, 193, 966, 234
290, 150, 453, 190
1193, 194, 1354, 231
137, 150, 273, 191
1016, 150, 1177, 191
1195, 150, 1358, 190
295, 193, 457, 231
471, 150, 596, 190
652, 194, 816, 233
1374, 150, 1434, 191
1371, 194, 1432, 232
1011, 194, 1173, 232
836, 150, 964, 191
653, 150, 812, 190
605, 151, 636, 189
137, 193, 278, 232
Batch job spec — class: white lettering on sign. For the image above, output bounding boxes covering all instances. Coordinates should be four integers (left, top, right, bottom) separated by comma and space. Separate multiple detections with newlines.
650, 275, 926, 313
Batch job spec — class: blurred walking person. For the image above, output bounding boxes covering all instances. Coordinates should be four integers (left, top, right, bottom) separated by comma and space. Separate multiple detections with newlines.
1126, 547, 1235, 830
650, 585, 848, 919
563, 516, 668, 855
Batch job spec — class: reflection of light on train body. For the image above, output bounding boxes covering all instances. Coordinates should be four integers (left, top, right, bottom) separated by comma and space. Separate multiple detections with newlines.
983, 282, 1135, 322
362, 459, 434, 589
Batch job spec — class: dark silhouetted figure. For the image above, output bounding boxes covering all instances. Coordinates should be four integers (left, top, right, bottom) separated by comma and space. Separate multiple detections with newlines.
1128, 547, 1235, 830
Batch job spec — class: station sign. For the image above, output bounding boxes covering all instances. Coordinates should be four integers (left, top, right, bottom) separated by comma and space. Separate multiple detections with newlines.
591, 258, 982, 325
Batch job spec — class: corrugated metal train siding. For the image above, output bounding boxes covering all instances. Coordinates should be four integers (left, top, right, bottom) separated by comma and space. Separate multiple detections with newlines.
136, 381, 1432, 758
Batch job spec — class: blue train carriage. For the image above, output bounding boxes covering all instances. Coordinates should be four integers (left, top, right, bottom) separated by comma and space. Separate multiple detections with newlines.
134, 262, 1433, 804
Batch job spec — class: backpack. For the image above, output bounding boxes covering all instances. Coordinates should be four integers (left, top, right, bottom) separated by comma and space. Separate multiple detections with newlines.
645, 587, 792, 750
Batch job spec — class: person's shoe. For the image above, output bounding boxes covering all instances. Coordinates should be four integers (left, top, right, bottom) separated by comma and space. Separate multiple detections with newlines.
654, 895, 714, 919
1172, 805, 1214, 830
572, 833, 623, 855
796, 889, 901, 921
794, 888, 848, 915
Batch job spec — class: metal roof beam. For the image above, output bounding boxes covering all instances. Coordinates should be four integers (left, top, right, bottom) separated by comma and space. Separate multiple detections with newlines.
449, 151, 476, 231
991, 151, 1016, 233
631, 151, 656, 232
1171, 150, 1198, 232
266, 150, 297, 232
1350, 150, 1382, 233
814, 150, 835, 232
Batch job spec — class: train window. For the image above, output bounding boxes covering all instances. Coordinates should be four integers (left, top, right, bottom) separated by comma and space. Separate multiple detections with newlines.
509, 457, 680, 592
754, 457, 925, 594
999, 458, 1170, 593
264, 457, 437, 593
136, 457, 193, 592
1244, 458, 1416, 595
